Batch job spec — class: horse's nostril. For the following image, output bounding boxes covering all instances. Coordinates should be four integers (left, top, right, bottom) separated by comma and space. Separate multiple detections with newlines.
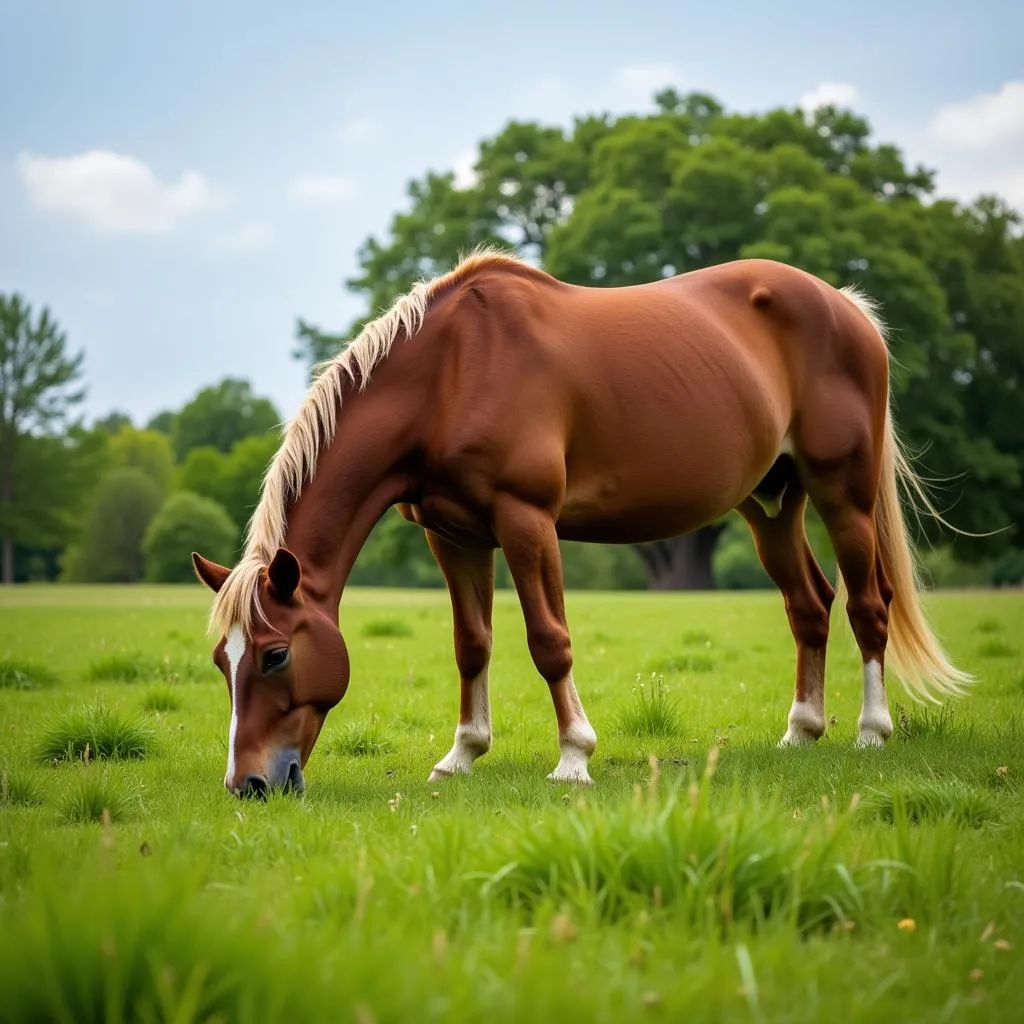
285, 760, 305, 794
241, 774, 269, 799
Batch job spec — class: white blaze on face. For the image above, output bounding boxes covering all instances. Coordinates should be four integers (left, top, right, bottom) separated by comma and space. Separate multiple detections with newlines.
224, 624, 247, 782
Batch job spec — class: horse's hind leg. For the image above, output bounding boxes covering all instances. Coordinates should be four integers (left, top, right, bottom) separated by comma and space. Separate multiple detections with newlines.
798, 419, 895, 747
493, 497, 597, 784
739, 479, 835, 745
425, 532, 495, 780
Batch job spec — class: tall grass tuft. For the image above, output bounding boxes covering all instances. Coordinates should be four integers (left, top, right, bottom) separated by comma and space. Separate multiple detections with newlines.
1, 768, 46, 807
362, 617, 413, 638
57, 771, 142, 824
892, 702, 963, 741
36, 703, 156, 764
975, 638, 1017, 659
461, 750, 861, 933
0, 657, 59, 691
140, 685, 183, 713
87, 649, 216, 684
861, 778, 1003, 828
615, 674, 682, 738
326, 718, 395, 757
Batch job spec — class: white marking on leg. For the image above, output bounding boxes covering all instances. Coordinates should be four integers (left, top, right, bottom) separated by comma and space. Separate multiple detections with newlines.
857, 659, 893, 747
429, 670, 491, 779
779, 647, 826, 747
224, 624, 246, 785
548, 673, 597, 785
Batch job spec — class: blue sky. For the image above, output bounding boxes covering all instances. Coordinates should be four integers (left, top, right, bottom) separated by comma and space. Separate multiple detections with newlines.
2, 0, 1022, 426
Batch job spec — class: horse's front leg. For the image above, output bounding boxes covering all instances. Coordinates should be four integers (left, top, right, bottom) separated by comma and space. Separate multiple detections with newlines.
493, 497, 597, 784
426, 532, 495, 781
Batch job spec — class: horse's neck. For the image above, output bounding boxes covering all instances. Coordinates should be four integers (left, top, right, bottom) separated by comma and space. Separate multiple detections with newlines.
280, 385, 418, 614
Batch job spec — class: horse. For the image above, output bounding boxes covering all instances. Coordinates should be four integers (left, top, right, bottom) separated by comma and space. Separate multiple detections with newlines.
192, 247, 972, 798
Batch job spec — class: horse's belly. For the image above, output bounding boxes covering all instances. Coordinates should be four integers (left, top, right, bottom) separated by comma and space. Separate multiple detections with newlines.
557, 470, 733, 543
557, 394, 783, 544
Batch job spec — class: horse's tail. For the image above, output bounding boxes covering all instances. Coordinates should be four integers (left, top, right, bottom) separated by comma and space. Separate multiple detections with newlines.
836, 286, 974, 704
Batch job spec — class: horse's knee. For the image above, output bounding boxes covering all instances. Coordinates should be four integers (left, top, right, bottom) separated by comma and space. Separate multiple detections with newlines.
846, 595, 889, 655
454, 626, 492, 680
788, 602, 830, 649
527, 625, 573, 685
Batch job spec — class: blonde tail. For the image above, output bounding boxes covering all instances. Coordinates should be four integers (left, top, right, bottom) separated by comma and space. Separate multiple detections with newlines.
836, 285, 974, 704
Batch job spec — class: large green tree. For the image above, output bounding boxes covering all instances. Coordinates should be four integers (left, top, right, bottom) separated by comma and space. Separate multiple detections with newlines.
0, 294, 86, 583
296, 90, 1023, 587
172, 378, 280, 462
108, 425, 175, 498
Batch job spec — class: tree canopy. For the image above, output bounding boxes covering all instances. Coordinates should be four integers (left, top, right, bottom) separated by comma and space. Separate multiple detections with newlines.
171, 378, 281, 462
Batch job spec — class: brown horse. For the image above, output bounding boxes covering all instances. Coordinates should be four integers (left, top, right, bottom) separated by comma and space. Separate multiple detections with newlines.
192, 247, 971, 797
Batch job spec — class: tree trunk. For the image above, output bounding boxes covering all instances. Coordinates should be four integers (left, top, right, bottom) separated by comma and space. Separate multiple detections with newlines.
1, 537, 12, 584
1, 451, 13, 584
632, 524, 725, 591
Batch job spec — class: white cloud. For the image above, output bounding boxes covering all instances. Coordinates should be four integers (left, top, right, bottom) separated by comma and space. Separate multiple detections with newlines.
612, 63, 681, 101
17, 149, 215, 233
287, 174, 356, 202
452, 150, 478, 190
213, 221, 274, 253
799, 82, 859, 112
929, 81, 1024, 150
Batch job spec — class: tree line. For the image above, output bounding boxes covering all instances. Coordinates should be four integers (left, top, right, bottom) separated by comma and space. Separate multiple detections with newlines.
2, 89, 1022, 588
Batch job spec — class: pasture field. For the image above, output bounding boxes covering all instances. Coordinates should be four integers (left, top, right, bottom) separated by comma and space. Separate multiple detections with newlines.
1, 583, 1022, 1023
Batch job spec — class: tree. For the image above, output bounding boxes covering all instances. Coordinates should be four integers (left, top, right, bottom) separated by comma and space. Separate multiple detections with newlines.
146, 410, 176, 435
73, 468, 162, 583
296, 93, 1024, 588
94, 411, 133, 434
171, 378, 280, 462
293, 319, 346, 378
7, 425, 109, 582
174, 431, 279, 545
0, 294, 86, 583
143, 491, 237, 583
108, 425, 175, 497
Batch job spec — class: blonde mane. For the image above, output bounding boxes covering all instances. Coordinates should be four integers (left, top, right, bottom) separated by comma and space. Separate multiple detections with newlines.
208, 245, 527, 637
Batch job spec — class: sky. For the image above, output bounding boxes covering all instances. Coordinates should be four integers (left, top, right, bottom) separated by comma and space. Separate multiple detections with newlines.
2, 0, 1022, 427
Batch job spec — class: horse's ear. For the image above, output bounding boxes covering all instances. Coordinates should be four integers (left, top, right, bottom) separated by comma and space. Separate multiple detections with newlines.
267, 547, 301, 602
192, 552, 231, 593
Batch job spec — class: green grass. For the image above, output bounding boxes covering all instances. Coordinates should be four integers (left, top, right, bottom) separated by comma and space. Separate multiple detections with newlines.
0, 583, 1022, 1021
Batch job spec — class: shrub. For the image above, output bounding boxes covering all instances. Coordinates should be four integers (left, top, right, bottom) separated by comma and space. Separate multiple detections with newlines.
991, 548, 1024, 588
72, 468, 162, 582
143, 491, 237, 583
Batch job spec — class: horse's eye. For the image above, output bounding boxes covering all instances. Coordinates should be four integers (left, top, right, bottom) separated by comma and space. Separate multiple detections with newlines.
262, 647, 290, 674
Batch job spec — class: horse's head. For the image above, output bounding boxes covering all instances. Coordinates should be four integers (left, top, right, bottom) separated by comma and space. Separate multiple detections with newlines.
191, 548, 349, 798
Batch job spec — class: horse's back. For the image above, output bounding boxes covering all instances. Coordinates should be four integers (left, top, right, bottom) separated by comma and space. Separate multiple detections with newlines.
420, 257, 887, 543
